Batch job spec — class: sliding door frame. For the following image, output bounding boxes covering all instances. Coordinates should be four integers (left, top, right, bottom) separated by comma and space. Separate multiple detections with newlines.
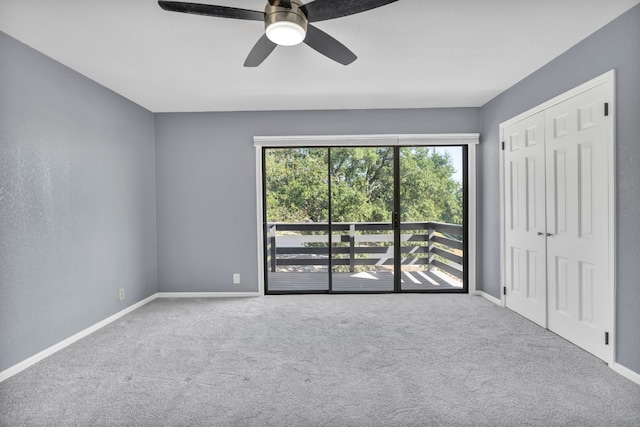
255, 134, 479, 295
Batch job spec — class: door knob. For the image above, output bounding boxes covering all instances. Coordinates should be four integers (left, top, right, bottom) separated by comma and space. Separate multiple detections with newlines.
537, 232, 543, 235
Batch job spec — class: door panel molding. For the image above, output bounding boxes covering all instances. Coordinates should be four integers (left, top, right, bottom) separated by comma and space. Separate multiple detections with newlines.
503, 111, 547, 327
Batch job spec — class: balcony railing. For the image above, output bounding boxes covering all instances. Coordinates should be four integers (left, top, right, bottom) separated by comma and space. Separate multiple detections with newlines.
266, 221, 463, 282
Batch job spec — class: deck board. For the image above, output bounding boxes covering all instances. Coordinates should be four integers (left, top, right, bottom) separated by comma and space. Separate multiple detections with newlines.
266, 270, 462, 292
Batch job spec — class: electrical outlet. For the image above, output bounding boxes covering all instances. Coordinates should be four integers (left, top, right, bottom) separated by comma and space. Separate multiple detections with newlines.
119, 288, 125, 301
233, 273, 240, 284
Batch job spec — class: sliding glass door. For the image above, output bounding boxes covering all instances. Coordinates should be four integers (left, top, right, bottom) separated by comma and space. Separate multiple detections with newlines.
264, 148, 330, 292
330, 147, 395, 292
263, 145, 466, 294
399, 146, 466, 291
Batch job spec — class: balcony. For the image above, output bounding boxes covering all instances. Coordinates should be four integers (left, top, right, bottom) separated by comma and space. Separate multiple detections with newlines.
266, 221, 464, 292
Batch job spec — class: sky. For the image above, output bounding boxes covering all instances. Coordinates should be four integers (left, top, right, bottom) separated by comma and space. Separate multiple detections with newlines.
433, 146, 463, 184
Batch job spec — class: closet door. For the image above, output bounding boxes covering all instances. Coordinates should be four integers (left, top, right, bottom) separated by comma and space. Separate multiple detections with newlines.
545, 84, 611, 361
503, 111, 547, 327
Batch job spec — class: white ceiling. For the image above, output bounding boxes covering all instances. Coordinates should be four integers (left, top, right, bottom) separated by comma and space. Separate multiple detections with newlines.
1, 0, 638, 113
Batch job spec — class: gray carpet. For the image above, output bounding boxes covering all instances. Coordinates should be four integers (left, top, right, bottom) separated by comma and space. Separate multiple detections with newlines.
1, 294, 639, 426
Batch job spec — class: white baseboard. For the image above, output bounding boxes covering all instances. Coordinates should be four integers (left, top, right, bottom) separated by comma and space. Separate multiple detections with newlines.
5, 289, 638, 389
611, 362, 640, 386
155, 292, 260, 298
0, 291, 261, 383
476, 290, 502, 306
0, 294, 157, 383
475, 292, 640, 385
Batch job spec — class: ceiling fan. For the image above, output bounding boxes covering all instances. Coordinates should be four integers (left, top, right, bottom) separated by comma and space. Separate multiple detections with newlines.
158, 0, 398, 67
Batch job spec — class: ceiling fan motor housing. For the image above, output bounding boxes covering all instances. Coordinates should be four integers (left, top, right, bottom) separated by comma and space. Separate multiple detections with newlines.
265, 0, 308, 46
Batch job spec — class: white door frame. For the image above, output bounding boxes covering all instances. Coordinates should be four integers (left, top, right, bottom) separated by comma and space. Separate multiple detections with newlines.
499, 70, 616, 365
254, 133, 479, 296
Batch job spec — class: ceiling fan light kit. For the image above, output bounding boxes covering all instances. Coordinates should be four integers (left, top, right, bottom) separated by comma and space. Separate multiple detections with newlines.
265, 0, 307, 46
157, 0, 398, 66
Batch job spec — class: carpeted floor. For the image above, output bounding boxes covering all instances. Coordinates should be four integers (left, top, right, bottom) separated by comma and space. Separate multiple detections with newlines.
1, 294, 639, 426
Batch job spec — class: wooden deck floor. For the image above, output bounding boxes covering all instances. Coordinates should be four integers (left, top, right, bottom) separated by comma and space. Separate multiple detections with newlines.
266, 269, 463, 292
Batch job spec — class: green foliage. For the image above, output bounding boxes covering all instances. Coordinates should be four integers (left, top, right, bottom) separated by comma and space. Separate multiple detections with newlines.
265, 148, 328, 222
330, 147, 394, 222
265, 146, 462, 225
399, 147, 462, 224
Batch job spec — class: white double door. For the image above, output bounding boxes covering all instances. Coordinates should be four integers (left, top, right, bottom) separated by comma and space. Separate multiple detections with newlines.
503, 83, 612, 361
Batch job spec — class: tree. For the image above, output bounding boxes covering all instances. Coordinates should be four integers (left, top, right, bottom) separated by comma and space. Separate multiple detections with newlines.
265, 146, 462, 225
399, 147, 462, 224
265, 148, 328, 222
330, 147, 394, 223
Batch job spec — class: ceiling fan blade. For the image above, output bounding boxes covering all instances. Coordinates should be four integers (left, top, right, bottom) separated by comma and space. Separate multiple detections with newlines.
268, 0, 292, 7
158, 1, 264, 21
302, 0, 397, 22
304, 24, 356, 65
244, 35, 278, 67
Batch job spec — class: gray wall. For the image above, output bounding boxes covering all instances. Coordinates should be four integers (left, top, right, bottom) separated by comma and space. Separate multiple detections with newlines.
478, 4, 640, 373
155, 109, 480, 292
0, 33, 158, 371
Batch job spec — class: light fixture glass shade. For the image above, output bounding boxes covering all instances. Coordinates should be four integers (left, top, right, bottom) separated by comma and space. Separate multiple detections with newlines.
266, 21, 306, 46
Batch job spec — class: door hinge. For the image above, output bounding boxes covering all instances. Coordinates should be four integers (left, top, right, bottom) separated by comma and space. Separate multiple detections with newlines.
605, 332, 610, 345
604, 103, 609, 116
503, 286, 507, 296
501, 141, 505, 150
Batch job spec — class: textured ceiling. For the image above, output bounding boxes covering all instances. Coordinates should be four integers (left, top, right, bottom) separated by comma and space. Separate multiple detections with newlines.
1, 0, 638, 112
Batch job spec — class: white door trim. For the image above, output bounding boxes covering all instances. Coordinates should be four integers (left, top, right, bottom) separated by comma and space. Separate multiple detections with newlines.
254, 133, 480, 147
499, 70, 616, 365
254, 133, 479, 296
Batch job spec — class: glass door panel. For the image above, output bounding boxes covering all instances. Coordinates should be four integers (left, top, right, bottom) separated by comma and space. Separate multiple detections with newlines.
399, 146, 465, 291
330, 147, 395, 292
264, 148, 329, 292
